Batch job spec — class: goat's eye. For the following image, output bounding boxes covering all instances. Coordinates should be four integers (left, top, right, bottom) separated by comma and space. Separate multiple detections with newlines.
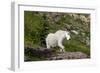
68, 32, 70, 35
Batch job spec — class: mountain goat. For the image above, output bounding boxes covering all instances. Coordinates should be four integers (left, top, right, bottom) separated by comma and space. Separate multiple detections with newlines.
46, 30, 71, 52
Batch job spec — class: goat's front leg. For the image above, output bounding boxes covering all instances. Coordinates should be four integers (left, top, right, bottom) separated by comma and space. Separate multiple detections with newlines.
58, 40, 65, 52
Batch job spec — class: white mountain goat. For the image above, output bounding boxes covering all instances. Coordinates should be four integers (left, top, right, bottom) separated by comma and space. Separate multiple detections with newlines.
46, 30, 71, 52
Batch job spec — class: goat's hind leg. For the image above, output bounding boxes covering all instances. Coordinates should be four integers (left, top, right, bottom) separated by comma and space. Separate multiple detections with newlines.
46, 42, 51, 49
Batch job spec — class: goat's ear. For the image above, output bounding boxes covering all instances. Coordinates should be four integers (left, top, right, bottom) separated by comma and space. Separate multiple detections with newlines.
65, 27, 71, 32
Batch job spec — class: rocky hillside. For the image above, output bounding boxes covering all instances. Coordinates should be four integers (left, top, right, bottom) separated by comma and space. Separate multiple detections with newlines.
24, 11, 90, 61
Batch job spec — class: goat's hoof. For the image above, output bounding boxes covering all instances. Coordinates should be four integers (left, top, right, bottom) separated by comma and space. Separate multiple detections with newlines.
60, 49, 65, 53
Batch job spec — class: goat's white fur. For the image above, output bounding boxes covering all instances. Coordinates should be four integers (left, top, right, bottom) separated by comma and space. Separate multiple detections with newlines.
46, 30, 70, 52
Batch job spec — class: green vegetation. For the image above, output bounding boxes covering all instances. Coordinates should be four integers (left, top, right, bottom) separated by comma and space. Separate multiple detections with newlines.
64, 39, 90, 56
24, 11, 90, 61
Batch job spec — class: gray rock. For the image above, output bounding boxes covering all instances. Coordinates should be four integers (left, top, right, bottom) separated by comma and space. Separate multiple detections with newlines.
48, 52, 88, 60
